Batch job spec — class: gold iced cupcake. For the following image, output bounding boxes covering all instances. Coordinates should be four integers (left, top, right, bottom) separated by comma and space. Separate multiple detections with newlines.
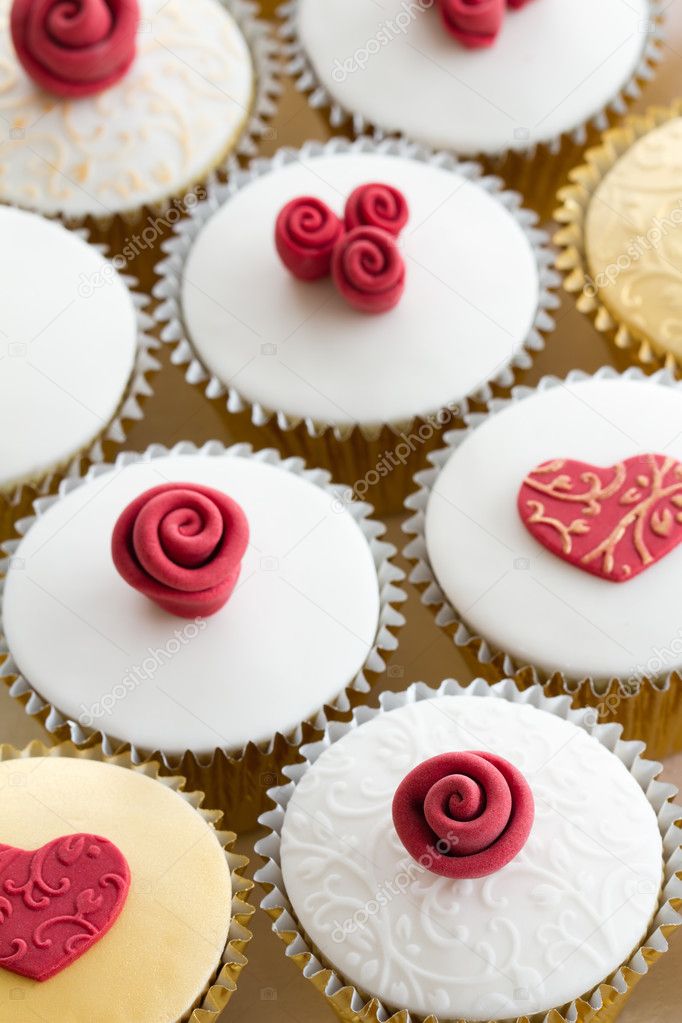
0, 740, 252, 1022
556, 100, 682, 369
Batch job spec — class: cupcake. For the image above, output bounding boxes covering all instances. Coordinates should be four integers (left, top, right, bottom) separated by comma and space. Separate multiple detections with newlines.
0, 204, 156, 545
280, 0, 665, 216
0, 441, 405, 829
404, 367, 682, 759
154, 136, 558, 512
257, 678, 682, 1023
0, 740, 252, 1022
556, 100, 682, 371
0, 0, 279, 270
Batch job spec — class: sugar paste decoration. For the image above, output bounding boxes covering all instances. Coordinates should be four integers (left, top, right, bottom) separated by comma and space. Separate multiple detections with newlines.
344, 182, 409, 237
275, 197, 344, 281
0, 834, 130, 981
331, 226, 405, 314
438, 0, 537, 49
392, 751, 534, 879
11, 0, 140, 98
275, 182, 408, 314
518, 454, 682, 582
112, 483, 250, 618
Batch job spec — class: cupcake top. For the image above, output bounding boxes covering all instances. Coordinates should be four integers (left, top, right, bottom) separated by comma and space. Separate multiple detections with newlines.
292, 0, 655, 155
585, 116, 682, 362
0, 0, 254, 217
174, 147, 547, 428
0, 755, 232, 1022
280, 693, 662, 1020
424, 375, 682, 682
1, 449, 383, 755
0, 205, 138, 493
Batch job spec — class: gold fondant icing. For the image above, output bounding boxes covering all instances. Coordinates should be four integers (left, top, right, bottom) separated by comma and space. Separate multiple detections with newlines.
585, 117, 682, 360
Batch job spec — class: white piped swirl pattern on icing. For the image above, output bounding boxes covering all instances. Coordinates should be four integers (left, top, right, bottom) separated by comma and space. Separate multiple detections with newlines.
280, 697, 662, 1020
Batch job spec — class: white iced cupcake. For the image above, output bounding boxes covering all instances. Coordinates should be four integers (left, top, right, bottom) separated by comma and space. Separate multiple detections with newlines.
257, 679, 681, 1023
281, 0, 665, 214
405, 367, 682, 758
0, 441, 405, 828
0, 205, 155, 542
0, 0, 279, 262
155, 137, 557, 510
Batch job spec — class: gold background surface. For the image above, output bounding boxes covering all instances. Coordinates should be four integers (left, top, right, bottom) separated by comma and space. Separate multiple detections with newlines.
3, 2, 682, 1020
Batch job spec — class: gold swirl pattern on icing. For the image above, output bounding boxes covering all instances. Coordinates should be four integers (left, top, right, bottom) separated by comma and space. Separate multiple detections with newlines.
0, 0, 254, 216
568, 111, 682, 362
585, 117, 682, 356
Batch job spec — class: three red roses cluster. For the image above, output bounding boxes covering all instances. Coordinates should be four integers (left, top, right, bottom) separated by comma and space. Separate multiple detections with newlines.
275, 182, 409, 315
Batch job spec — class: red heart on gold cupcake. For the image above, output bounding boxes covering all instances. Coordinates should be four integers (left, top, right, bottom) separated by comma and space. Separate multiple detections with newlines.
0, 834, 130, 981
517, 454, 682, 582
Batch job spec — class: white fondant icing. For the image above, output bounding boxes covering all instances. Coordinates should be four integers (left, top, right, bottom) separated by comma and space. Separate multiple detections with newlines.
0, 206, 137, 491
0, 0, 254, 217
296, 0, 652, 155
426, 378, 682, 681
181, 152, 540, 426
281, 695, 662, 1020
2, 454, 381, 756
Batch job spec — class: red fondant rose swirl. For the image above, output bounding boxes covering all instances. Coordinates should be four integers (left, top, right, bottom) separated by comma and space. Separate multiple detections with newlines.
275, 196, 344, 281
344, 183, 409, 239
111, 483, 249, 618
438, 0, 505, 48
11, 0, 140, 99
392, 751, 534, 878
331, 226, 405, 314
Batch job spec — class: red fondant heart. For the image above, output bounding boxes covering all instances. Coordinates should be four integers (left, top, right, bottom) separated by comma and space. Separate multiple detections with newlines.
0, 834, 130, 981
518, 454, 682, 582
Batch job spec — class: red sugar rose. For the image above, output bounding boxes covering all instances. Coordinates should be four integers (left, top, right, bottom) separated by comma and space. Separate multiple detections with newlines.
111, 483, 249, 619
331, 225, 405, 314
275, 196, 344, 281
392, 751, 534, 878
438, 0, 505, 48
11, 0, 139, 99
344, 183, 409, 238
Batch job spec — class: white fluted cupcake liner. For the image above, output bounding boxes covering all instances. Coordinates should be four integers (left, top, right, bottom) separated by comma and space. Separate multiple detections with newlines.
0, 739, 253, 1022
256, 676, 682, 1023
277, 0, 665, 159
219, 0, 283, 162
1, 229, 159, 538
403, 365, 682, 759
0, 440, 406, 825
153, 135, 560, 444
